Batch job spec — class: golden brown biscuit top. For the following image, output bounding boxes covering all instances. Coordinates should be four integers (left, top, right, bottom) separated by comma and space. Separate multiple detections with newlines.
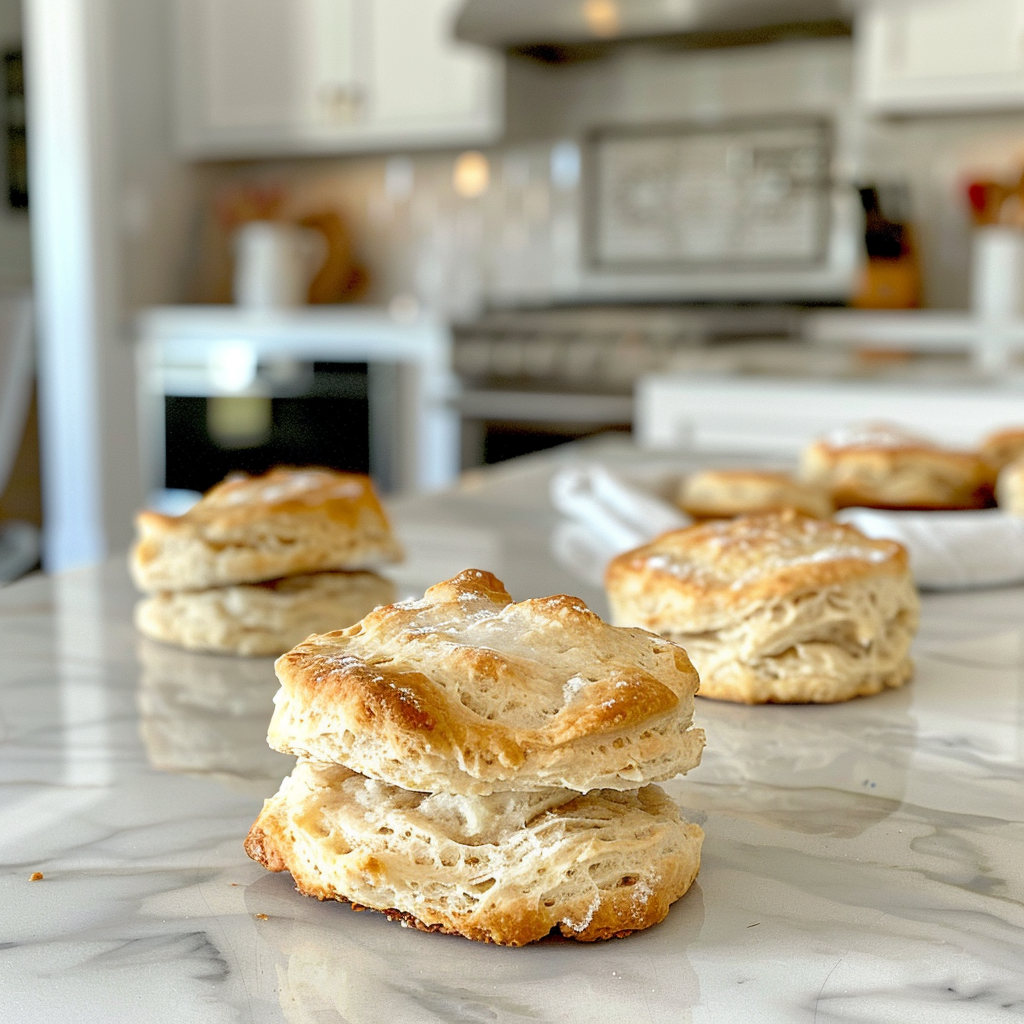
688, 469, 795, 486
801, 423, 995, 511
679, 469, 832, 517
136, 467, 386, 536
606, 510, 908, 607
274, 568, 700, 750
808, 422, 986, 470
811, 422, 941, 454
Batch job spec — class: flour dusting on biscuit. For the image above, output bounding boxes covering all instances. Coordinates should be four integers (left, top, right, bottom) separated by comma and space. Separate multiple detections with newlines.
245, 570, 705, 945
606, 510, 920, 704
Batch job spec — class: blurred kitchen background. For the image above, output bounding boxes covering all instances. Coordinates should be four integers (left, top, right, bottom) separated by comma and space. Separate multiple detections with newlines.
6, 0, 1024, 576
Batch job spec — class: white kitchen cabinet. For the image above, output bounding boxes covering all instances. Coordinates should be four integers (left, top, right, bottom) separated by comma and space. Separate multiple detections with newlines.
173, 0, 502, 157
857, 0, 1024, 112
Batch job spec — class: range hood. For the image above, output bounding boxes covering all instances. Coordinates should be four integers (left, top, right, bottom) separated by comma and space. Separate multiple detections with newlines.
455, 0, 852, 53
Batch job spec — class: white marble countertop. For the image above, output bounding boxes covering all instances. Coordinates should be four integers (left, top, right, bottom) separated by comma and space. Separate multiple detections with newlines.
2, 443, 1024, 1022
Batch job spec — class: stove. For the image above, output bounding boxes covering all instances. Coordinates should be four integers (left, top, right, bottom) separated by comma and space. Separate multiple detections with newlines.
451, 304, 817, 466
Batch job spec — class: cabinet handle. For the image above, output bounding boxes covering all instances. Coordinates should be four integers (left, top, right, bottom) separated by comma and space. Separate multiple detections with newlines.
320, 83, 364, 124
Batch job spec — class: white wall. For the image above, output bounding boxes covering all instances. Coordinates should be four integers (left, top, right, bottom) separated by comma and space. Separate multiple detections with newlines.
26, 0, 203, 569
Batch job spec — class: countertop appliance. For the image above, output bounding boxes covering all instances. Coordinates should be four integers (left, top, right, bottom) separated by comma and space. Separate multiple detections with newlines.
455, 0, 851, 51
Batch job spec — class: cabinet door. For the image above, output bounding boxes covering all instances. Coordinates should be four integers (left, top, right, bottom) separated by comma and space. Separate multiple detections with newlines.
365, 0, 500, 137
174, 0, 501, 157
175, 0, 360, 154
858, 0, 1024, 111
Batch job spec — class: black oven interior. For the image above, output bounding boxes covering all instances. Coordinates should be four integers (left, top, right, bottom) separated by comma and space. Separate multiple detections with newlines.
163, 362, 370, 495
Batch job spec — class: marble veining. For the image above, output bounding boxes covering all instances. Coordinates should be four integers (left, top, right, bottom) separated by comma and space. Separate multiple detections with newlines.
2, 446, 1024, 1022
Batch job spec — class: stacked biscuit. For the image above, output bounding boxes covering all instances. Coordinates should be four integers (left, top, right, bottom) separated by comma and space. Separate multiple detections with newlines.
800, 422, 994, 511
245, 568, 706, 946
130, 467, 402, 656
606, 509, 920, 705
677, 468, 833, 521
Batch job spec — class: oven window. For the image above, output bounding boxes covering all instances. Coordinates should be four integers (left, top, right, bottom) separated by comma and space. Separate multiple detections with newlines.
164, 364, 370, 493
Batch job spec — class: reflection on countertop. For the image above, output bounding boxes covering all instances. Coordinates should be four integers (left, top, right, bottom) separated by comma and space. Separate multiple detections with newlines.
136, 638, 293, 794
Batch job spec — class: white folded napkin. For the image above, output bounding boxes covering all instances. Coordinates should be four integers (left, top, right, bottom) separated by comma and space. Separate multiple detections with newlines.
835, 507, 1024, 590
549, 464, 690, 555
548, 519, 619, 587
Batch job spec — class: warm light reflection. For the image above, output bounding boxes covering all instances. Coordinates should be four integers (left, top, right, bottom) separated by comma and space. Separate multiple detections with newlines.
208, 339, 257, 393
583, 0, 620, 38
453, 151, 490, 199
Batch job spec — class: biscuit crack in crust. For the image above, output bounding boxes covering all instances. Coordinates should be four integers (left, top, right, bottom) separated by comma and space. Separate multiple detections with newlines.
244, 761, 704, 946
130, 468, 403, 592
605, 511, 920, 704
268, 569, 705, 794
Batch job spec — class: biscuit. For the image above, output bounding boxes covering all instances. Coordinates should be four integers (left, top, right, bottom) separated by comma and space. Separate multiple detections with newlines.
244, 760, 703, 946
134, 571, 395, 657
996, 455, 1024, 515
677, 468, 832, 520
800, 422, 994, 511
130, 468, 403, 593
605, 510, 920, 704
268, 569, 705, 795
981, 427, 1024, 472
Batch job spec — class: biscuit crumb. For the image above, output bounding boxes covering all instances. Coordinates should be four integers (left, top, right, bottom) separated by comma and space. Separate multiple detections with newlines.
255, 913, 268, 920
29, 872, 43, 881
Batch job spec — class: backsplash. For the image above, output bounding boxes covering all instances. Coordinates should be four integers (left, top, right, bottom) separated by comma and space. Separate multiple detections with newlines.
177, 37, 1024, 314
181, 39, 856, 317
186, 139, 583, 319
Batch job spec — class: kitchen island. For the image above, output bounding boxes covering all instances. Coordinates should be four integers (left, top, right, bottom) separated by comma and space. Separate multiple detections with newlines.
1, 444, 1023, 1023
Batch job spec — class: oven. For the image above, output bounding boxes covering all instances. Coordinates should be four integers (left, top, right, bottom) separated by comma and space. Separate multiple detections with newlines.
452, 304, 812, 467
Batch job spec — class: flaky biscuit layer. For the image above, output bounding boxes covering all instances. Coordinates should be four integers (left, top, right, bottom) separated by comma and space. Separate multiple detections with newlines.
268, 569, 704, 795
244, 761, 703, 946
661, 577, 917, 703
605, 511, 919, 704
134, 571, 395, 657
